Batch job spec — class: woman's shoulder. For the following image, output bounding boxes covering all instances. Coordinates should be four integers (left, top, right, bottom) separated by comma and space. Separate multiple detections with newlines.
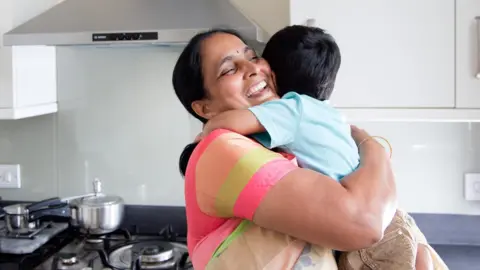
188, 129, 269, 164
194, 129, 300, 157
186, 128, 295, 183
197, 128, 254, 151
186, 128, 298, 219
186, 129, 298, 186
186, 129, 297, 177
179, 129, 248, 177
200, 128, 258, 146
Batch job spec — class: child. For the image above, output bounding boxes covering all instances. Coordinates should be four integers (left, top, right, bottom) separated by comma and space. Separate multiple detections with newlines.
201, 25, 441, 270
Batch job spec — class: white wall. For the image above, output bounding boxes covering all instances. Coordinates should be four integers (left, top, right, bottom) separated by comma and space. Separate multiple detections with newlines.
0, 47, 479, 215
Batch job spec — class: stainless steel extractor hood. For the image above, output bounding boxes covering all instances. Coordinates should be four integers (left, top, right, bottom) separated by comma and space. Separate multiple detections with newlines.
3, 0, 267, 47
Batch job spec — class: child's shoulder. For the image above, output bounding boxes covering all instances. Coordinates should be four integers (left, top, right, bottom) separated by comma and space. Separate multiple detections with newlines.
282, 91, 326, 103
282, 91, 333, 109
282, 92, 346, 123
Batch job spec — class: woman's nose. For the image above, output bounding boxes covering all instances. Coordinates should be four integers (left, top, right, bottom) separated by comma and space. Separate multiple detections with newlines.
242, 61, 260, 78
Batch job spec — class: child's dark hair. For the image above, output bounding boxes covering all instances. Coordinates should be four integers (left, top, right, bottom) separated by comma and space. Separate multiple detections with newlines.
262, 25, 341, 101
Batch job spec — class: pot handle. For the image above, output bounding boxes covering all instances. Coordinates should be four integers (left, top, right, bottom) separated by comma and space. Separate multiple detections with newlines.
93, 178, 102, 194
29, 203, 70, 221
26, 197, 62, 212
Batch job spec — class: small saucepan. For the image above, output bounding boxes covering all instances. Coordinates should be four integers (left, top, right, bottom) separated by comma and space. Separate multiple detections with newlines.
68, 178, 124, 235
3, 197, 70, 234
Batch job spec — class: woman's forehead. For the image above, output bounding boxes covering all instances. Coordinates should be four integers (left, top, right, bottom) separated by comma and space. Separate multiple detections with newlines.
201, 33, 248, 62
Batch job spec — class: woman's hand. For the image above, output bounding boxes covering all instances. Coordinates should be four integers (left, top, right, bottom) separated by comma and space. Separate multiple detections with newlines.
351, 125, 389, 164
341, 125, 398, 240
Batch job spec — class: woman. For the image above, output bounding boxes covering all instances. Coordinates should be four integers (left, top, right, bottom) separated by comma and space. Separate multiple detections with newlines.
172, 29, 397, 269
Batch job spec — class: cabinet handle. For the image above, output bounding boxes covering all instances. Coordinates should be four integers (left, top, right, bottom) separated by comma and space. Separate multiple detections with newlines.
476, 16, 480, 79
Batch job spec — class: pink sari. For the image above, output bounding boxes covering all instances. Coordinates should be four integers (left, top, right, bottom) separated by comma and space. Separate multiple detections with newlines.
184, 129, 338, 269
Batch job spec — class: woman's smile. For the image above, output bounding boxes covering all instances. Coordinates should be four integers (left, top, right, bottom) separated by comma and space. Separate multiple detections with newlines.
246, 79, 276, 102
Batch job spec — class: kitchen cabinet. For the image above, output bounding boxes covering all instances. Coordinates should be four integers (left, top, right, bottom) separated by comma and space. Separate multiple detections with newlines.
229, 0, 480, 121
455, 0, 480, 108
0, 0, 58, 119
289, 0, 455, 109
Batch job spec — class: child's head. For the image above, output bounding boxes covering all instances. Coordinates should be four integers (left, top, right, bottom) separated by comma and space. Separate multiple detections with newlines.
262, 25, 341, 101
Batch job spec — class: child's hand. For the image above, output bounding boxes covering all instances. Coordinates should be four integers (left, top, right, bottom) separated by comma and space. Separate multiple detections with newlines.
200, 110, 262, 138
194, 117, 222, 143
193, 132, 204, 142
201, 119, 217, 138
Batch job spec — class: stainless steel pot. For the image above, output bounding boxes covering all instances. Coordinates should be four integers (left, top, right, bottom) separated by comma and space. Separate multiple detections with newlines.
3, 197, 70, 234
69, 178, 124, 235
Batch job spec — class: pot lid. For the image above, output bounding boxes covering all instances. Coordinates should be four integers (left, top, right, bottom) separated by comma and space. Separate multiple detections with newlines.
81, 194, 123, 206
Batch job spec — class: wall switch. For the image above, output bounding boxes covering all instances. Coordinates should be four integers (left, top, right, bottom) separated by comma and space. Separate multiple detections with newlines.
464, 173, 480, 201
0, 164, 21, 188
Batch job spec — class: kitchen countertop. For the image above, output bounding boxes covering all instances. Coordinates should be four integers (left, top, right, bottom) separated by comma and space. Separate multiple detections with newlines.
1, 201, 478, 269
0, 202, 478, 245
409, 213, 480, 246
431, 244, 480, 269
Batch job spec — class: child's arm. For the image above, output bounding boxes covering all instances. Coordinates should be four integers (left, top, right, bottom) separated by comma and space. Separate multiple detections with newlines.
203, 109, 265, 137
415, 244, 434, 270
203, 94, 302, 148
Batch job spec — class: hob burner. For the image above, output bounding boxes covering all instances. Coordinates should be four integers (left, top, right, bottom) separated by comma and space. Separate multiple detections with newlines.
59, 253, 78, 265
108, 240, 190, 270
139, 244, 174, 263
54, 251, 89, 270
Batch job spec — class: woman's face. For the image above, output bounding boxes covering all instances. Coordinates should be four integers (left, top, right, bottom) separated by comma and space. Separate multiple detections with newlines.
191, 33, 278, 120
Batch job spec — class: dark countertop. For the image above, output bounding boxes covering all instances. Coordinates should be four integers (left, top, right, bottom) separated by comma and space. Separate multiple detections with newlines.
1, 201, 478, 245
79, 206, 480, 269
431, 244, 480, 270
410, 213, 480, 246
2, 201, 479, 269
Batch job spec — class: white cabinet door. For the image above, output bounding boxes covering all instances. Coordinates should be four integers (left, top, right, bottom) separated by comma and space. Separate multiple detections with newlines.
0, 0, 14, 110
0, 0, 58, 119
290, 0, 455, 108
455, 0, 480, 108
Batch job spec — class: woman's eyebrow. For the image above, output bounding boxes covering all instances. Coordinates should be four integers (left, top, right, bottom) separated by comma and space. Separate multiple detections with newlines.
218, 46, 252, 67
219, 55, 234, 67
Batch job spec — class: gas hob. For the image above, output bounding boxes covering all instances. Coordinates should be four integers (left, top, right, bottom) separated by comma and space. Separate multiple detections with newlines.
0, 223, 192, 270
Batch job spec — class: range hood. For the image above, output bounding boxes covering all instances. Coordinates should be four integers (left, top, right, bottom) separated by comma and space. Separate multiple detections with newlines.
3, 0, 269, 47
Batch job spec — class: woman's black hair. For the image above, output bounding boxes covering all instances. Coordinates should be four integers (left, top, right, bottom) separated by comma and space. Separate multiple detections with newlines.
172, 28, 248, 176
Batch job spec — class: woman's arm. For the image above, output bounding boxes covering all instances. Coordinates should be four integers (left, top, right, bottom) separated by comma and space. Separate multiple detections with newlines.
190, 127, 396, 251
339, 126, 397, 239
253, 126, 396, 251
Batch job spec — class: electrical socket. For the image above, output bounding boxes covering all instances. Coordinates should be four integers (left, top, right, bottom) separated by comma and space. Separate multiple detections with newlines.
0, 164, 21, 188
464, 173, 480, 201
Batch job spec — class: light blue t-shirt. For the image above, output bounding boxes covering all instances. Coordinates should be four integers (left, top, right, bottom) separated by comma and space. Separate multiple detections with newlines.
248, 91, 359, 181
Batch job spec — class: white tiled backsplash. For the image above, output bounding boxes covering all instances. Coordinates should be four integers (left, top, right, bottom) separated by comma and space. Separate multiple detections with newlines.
0, 47, 479, 215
